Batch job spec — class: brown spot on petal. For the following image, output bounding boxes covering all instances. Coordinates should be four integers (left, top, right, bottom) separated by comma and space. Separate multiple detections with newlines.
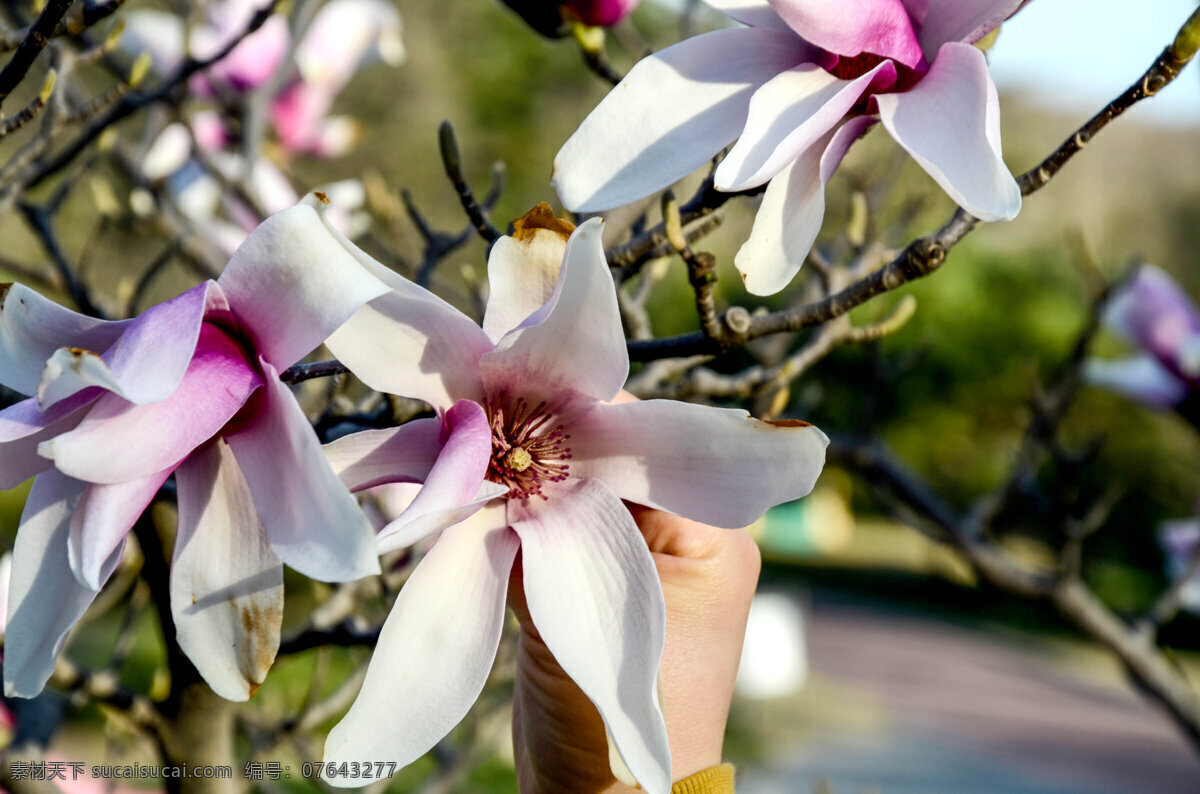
761, 418, 812, 428
248, 682, 261, 698
67, 347, 98, 357
513, 202, 575, 243
313, 191, 330, 204
0, 283, 10, 305
238, 599, 283, 692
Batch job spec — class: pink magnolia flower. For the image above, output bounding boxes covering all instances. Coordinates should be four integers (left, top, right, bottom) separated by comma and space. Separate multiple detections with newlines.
0, 197, 388, 701
1085, 265, 1200, 409
554, 0, 1025, 295
316, 205, 829, 791
500, 0, 640, 36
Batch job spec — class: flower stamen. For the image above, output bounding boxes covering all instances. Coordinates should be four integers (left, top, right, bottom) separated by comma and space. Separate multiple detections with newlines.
485, 395, 572, 500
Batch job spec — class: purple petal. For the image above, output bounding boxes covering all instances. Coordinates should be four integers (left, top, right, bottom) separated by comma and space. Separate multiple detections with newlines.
172, 441, 284, 701
510, 479, 671, 794
375, 400, 502, 553
716, 60, 894, 191
876, 42, 1020, 222
0, 282, 129, 397
553, 28, 814, 212
768, 0, 925, 68
324, 505, 517, 784
68, 470, 171, 590
41, 323, 262, 485
4, 471, 96, 698
1104, 265, 1200, 384
735, 115, 875, 295
480, 220, 627, 420
918, 0, 1024, 54
0, 395, 93, 490
216, 199, 390, 371
570, 400, 829, 528
225, 361, 380, 582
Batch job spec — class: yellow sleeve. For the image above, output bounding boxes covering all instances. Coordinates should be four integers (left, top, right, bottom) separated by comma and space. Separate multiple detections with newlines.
670, 764, 735, 794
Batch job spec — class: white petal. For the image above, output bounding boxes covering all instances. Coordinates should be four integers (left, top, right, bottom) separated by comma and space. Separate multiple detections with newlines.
324, 420, 442, 492
510, 479, 671, 794
483, 207, 573, 343
918, 0, 1024, 54
0, 397, 91, 490
570, 400, 829, 528
0, 283, 129, 397
1084, 355, 1188, 409
171, 441, 284, 702
225, 362, 380, 582
216, 200, 390, 371
324, 505, 517, 785
703, 0, 793, 31
68, 470, 171, 590
716, 61, 892, 191
480, 219, 628, 418
734, 116, 874, 295
553, 28, 812, 212
876, 42, 1020, 222
4, 471, 97, 698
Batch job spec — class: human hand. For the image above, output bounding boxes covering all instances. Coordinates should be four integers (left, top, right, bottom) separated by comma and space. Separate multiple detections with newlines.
508, 504, 761, 793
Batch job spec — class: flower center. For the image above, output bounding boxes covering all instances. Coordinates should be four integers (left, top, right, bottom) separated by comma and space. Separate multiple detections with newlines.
485, 395, 572, 500
827, 51, 890, 81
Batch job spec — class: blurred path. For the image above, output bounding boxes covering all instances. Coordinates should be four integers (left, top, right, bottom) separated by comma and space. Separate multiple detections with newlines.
738, 598, 1200, 794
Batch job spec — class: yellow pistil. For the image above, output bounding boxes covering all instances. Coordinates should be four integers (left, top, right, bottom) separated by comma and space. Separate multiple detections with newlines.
506, 447, 533, 473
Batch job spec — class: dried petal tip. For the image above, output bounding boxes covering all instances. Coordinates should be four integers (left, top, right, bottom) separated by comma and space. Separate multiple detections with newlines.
762, 418, 813, 428
313, 191, 331, 205
514, 202, 576, 242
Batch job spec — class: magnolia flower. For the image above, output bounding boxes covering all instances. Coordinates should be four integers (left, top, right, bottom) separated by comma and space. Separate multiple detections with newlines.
1160, 518, 1200, 615
0, 197, 388, 701
499, 0, 640, 37
554, 0, 1024, 295
123, 0, 403, 158
316, 205, 829, 792
1084, 265, 1200, 410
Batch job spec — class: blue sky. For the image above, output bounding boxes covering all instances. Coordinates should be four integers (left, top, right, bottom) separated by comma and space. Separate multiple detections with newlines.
989, 0, 1200, 127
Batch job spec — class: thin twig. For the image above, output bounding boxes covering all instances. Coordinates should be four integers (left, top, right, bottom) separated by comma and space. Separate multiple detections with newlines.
0, 0, 73, 111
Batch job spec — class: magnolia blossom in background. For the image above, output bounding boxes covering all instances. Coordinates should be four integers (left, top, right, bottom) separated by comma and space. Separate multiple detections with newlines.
555, 0, 1024, 295
123, 0, 404, 158
499, 0, 640, 36
1084, 265, 1200, 410
0, 198, 388, 702
315, 204, 828, 792
1159, 519, 1200, 614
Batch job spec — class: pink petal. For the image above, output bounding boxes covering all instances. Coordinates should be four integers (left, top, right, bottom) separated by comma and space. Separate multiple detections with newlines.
324, 420, 443, 493
702, 0, 794, 31
734, 115, 876, 295
216, 200, 390, 371
565, 0, 640, 27
480, 219, 627, 420
1103, 265, 1200, 384
296, 0, 404, 89
570, 400, 829, 528
323, 505, 517, 784
269, 80, 334, 154
482, 222, 572, 344
716, 60, 894, 191
553, 27, 814, 212
4, 471, 96, 698
768, 0, 925, 68
37, 281, 221, 411
510, 479, 671, 794
918, 0, 1024, 54
876, 42, 1020, 222
225, 360, 380, 582
68, 470, 171, 590
0, 282, 129, 397
41, 323, 262, 485
171, 440, 284, 701
376, 400, 504, 553
0, 395, 93, 490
